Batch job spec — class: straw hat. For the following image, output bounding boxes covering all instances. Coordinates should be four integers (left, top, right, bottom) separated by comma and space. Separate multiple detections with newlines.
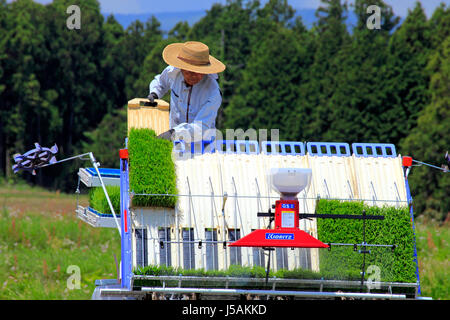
162, 41, 226, 74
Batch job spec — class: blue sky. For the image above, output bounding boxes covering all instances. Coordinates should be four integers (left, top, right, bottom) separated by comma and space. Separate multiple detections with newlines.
10, 0, 450, 17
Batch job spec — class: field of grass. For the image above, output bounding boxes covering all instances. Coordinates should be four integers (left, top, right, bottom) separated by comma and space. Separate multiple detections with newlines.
415, 217, 449, 299
0, 183, 448, 300
0, 183, 121, 299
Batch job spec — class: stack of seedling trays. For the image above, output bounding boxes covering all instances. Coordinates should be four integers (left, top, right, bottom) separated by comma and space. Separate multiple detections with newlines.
76, 167, 121, 228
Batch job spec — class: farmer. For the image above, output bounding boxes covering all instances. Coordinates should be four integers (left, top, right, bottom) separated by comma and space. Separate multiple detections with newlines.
148, 41, 226, 143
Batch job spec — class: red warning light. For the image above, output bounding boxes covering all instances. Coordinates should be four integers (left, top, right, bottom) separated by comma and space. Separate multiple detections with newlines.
402, 156, 413, 167
119, 149, 129, 159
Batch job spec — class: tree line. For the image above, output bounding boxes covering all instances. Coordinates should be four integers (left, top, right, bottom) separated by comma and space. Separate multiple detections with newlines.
0, 0, 448, 221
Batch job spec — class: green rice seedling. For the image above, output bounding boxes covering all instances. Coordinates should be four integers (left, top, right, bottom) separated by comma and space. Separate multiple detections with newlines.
128, 128, 178, 208
88, 186, 120, 214
316, 199, 417, 283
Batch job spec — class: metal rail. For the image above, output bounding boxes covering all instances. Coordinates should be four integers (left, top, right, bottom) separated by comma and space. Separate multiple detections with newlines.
134, 238, 395, 250
100, 286, 407, 300
97, 274, 420, 299
130, 275, 418, 291
143, 287, 407, 299
130, 192, 409, 203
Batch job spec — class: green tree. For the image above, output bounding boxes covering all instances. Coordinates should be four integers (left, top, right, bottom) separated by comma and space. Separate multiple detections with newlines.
256, 0, 295, 27
223, 21, 305, 139
0, 0, 55, 184
135, 38, 175, 101
122, 17, 163, 100
401, 35, 450, 221
100, 15, 127, 112
168, 21, 190, 41
36, 0, 108, 190
0, 0, 6, 176
321, 0, 400, 143
188, 0, 261, 128
428, 3, 450, 49
82, 107, 127, 168
381, 2, 431, 146
293, 0, 351, 141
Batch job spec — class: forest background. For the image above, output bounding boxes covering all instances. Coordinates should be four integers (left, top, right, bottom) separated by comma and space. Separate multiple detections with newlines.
0, 0, 448, 222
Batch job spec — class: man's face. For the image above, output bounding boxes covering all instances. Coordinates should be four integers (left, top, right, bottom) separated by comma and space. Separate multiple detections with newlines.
181, 69, 205, 86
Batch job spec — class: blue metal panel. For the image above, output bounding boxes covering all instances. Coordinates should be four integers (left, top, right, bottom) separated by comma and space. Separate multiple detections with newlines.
215, 140, 233, 153
85, 167, 120, 178
173, 139, 216, 154
216, 140, 259, 154
192, 139, 216, 154
235, 140, 259, 154
120, 152, 133, 289
352, 143, 397, 158
262, 141, 306, 156
307, 142, 351, 157
87, 206, 121, 218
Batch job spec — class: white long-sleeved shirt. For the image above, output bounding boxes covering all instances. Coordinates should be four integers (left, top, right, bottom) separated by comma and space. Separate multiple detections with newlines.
149, 66, 222, 142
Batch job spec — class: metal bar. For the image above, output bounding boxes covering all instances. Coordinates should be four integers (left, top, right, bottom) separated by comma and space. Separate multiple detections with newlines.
131, 275, 419, 289
130, 192, 408, 203
89, 153, 121, 236
233, 178, 246, 238
39, 152, 92, 168
130, 239, 396, 249
222, 192, 228, 270
103, 287, 406, 300
361, 210, 368, 288
120, 151, 132, 289
328, 242, 395, 248
370, 181, 377, 206
323, 179, 331, 198
347, 180, 354, 200
208, 177, 218, 271
257, 212, 385, 220
175, 203, 181, 268
412, 159, 448, 172
298, 213, 384, 220
134, 234, 396, 246
155, 240, 225, 244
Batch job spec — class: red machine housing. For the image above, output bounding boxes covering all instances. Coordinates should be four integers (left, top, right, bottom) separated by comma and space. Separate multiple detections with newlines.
229, 199, 328, 248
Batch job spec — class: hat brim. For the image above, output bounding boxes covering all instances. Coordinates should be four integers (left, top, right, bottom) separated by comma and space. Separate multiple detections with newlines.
163, 43, 226, 74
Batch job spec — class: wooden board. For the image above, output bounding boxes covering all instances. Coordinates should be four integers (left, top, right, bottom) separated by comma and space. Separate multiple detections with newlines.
127, 98, 170, 135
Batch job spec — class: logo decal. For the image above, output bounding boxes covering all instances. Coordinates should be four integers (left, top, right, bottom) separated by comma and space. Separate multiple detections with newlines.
265, 233, 294, 240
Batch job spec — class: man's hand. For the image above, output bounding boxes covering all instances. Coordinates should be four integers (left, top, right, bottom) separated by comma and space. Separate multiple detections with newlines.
147, 92, 158, 104
157, 129, 174, 141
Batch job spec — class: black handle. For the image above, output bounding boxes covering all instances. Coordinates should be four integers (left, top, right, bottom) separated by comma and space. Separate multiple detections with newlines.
141, 100, 157, 107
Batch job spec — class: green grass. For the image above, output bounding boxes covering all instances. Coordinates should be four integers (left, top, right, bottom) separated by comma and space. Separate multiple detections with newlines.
0, 184, 121, 300
415, 219, 449, 300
